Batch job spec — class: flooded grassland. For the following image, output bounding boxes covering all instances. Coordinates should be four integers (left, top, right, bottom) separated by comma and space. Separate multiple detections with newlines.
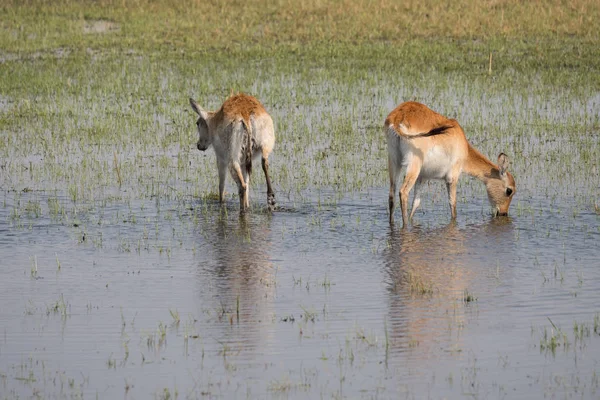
1, 2, 600, 399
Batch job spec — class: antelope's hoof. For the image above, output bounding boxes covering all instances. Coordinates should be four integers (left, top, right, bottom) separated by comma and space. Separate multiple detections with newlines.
267, 194, 276, 211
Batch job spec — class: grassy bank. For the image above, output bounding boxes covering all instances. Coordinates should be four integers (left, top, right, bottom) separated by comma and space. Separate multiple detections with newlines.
0, 0, 598, 209
2, 0, 600, 78
2, 0, 600, 52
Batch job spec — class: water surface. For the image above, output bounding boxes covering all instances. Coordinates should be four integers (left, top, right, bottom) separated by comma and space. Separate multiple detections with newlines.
1, 185, 599, 399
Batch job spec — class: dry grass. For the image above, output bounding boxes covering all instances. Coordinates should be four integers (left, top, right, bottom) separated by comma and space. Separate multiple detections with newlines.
1, 0, 599, 53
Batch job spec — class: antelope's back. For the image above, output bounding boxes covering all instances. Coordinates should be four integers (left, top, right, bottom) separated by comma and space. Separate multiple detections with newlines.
219, 93, 275, 154
220, 93, 268, 125
385, 101, 449, 137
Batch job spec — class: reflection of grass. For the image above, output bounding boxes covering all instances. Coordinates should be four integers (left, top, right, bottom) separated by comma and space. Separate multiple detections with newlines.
540, 327, 569, 356
355, 326, 378, 347
399, 269, 435, 296
46, 294, 69, 318
159, 387, 178, 400
300, 305, 317, 323
268, 376, 311, 393
463, 289, 477, 303
169, 309, 180, 325
573, 321, 590, 342
30, 256, 38, 279
539, 318, 575, 356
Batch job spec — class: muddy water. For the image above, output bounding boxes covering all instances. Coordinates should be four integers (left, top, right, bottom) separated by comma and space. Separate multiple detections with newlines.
1, 184, 599, 399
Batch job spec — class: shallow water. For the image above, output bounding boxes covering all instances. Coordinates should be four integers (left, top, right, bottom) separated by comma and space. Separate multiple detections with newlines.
1, 52, 599, 398
1, 183, 599, 399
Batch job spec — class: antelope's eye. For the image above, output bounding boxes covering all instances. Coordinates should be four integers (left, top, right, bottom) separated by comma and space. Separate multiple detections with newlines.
506, 188, 513, 196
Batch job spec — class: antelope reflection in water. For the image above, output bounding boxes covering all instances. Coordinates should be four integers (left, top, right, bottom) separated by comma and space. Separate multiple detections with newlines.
383, 219, 515, 355
194, 212, 276, 355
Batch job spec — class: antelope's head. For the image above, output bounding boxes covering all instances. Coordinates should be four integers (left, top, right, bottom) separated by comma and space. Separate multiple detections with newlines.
189, 98, 211, 151
485, 153, 516, 217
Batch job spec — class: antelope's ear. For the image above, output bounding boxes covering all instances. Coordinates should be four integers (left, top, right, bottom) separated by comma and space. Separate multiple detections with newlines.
189, 98, 206, 118
498, 153, 509, 176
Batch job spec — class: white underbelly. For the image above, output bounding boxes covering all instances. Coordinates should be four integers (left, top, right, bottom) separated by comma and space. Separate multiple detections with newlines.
387, 130, 462, 181
420, 146, 455, 180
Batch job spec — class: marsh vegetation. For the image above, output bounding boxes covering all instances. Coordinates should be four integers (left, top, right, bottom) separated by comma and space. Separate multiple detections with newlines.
1, 0, 599, 398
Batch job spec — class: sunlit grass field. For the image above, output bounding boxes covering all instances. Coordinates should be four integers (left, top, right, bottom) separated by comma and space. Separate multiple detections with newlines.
2, 0, 600, 50
1, 0, 599, 208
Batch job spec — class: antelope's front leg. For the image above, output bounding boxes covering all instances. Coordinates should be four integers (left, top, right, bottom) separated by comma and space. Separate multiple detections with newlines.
446, 179, 458, 219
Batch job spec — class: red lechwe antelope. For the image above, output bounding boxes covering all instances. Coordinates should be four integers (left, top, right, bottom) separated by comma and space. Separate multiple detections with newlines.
385, 101, 516, 226
189, 93, 275, 211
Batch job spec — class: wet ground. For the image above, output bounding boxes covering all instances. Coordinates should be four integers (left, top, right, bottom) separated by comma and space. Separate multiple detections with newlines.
1, 182, 599, 398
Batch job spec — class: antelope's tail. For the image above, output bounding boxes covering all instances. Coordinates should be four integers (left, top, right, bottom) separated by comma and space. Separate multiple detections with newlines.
389, 121, 454, 139
414, 124, 454, 138
242, 119, 253, 176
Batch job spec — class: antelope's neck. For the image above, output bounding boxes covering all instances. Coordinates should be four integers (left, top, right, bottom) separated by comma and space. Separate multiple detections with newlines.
463, 144, 498, 183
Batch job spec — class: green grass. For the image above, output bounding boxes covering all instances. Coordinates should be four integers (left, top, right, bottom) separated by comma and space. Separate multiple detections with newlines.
2, 0, 599, 52
1, 0, 599, 215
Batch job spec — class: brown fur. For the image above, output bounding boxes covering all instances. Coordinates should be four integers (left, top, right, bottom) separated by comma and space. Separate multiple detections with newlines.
385, 101, 453, 137
464, 144, 497, 180
212, 93, 267, 177
217, 93, 267, 126
386, 101, 516, 225
190, 93, 276, 212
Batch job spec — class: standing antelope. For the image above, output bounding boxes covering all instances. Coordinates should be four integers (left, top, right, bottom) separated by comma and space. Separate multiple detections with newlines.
189, 93, 276, 211
385, 101, 516, 226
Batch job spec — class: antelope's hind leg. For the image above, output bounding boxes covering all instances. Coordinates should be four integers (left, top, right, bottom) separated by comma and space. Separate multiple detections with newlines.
217, 160, 227, 204
388, 157, 401, 224
230, 162, 248, 212
409, 177, 423, 221
262, 154, 275, 211
242, 167, 251, 209
399, 160, 422, 227
387, 136, 403, 224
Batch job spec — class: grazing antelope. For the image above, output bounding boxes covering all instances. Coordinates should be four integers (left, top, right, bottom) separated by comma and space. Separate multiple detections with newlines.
385, 101, 516, 226
189, 93, 276, 211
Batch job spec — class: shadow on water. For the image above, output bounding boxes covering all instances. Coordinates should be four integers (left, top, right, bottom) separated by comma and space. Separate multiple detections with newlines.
382, 218, 515, 355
